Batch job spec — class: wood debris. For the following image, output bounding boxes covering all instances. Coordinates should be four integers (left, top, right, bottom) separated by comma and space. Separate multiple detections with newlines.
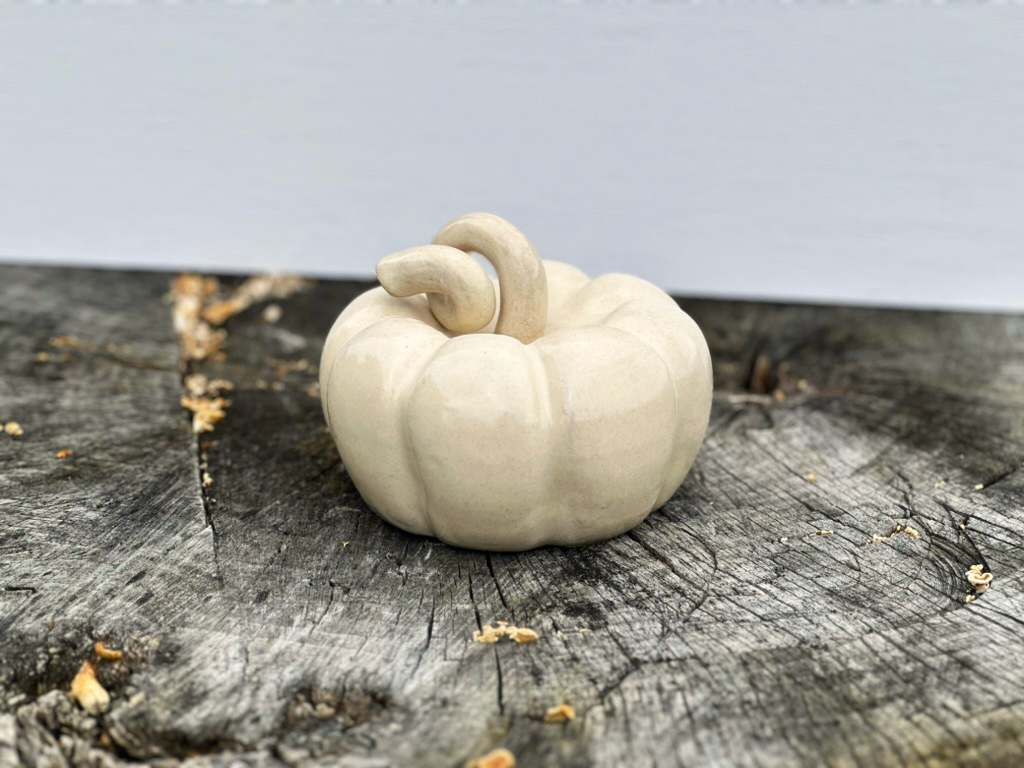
202, 275, 311, 327
3, 421, 23, 437
465, 747, 515, 768
70, 660, 110, 715
543, 703, 576, 723
271, 357, 314, 376
262, 304, 283, 323
966, 564, 992, 594
868, 523, 923, 544
184, 374, 235, 398
181, 396, 228, 434
170, 274, 227, 362
49, 335, 81, 348
94, 642, 124, 661
472, 620, 540, 645
55, 449, 72, 459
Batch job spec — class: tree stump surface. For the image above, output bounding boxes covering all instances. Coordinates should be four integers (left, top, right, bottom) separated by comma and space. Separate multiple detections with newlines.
1, 265, 1022, 768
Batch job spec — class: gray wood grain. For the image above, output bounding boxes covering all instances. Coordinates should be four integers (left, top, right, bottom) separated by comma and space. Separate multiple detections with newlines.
2, 265, 1023, 768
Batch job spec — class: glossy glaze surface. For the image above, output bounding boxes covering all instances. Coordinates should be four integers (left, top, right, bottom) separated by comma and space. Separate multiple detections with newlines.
320, 213, 712, 551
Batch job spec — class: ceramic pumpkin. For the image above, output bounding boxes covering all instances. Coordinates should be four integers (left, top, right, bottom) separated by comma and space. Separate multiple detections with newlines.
320, 213, 712, 551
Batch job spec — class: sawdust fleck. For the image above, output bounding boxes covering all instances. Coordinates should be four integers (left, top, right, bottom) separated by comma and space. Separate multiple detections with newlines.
543, 704, 576, 723
70, 660, 109, 715
94, 642, 123, 661
465, 748, 515, 768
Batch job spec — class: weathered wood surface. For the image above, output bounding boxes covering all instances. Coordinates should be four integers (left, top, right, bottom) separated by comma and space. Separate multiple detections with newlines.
1, 264, 1023, 768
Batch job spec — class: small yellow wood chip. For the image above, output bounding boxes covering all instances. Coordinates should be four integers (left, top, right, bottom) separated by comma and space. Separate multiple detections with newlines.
94, 642, 124, 661
543, 704, 576, 723
465, 747, 515, 768
71, 660, 110, 715
4, 421, 24, 437
510, 627, 539, 644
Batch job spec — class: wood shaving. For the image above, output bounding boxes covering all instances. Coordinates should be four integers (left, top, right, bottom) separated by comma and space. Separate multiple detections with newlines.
510, 627, 539, 644
543, 704, 576, 723
70, 660, 110, 715
4, 421, 23, 437
49, 335, 81, 348
202, 275, 310, 327
170, 274, 227, 362
262, 304, 283, 323
180, 396, 228, 434
472, 621, 540, 645
868, 523, 922, 544
272, 357, 313, 376
55, 449, 72, 459
966, 564, 992, 594
94, 642, 124, 661
184, 374, 235, 398
465, 747, 515, 768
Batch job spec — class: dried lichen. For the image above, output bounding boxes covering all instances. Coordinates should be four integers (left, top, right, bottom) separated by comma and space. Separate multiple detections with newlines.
966, 564, 992, 594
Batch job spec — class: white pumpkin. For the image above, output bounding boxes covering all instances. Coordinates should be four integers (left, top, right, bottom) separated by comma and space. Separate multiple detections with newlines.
320, 213, 712, 551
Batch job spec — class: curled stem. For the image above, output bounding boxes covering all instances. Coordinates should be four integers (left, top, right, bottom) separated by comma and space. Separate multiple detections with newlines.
377, 245, 496, 333
434, 213, 548, 344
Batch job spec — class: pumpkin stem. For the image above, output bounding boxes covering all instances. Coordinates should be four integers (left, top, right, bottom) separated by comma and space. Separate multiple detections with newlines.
376, 245, 496, 333
433, 213, 548, 344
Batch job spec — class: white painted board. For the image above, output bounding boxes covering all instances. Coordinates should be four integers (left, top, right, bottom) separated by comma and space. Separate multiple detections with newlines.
1, 2, 1022, 311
